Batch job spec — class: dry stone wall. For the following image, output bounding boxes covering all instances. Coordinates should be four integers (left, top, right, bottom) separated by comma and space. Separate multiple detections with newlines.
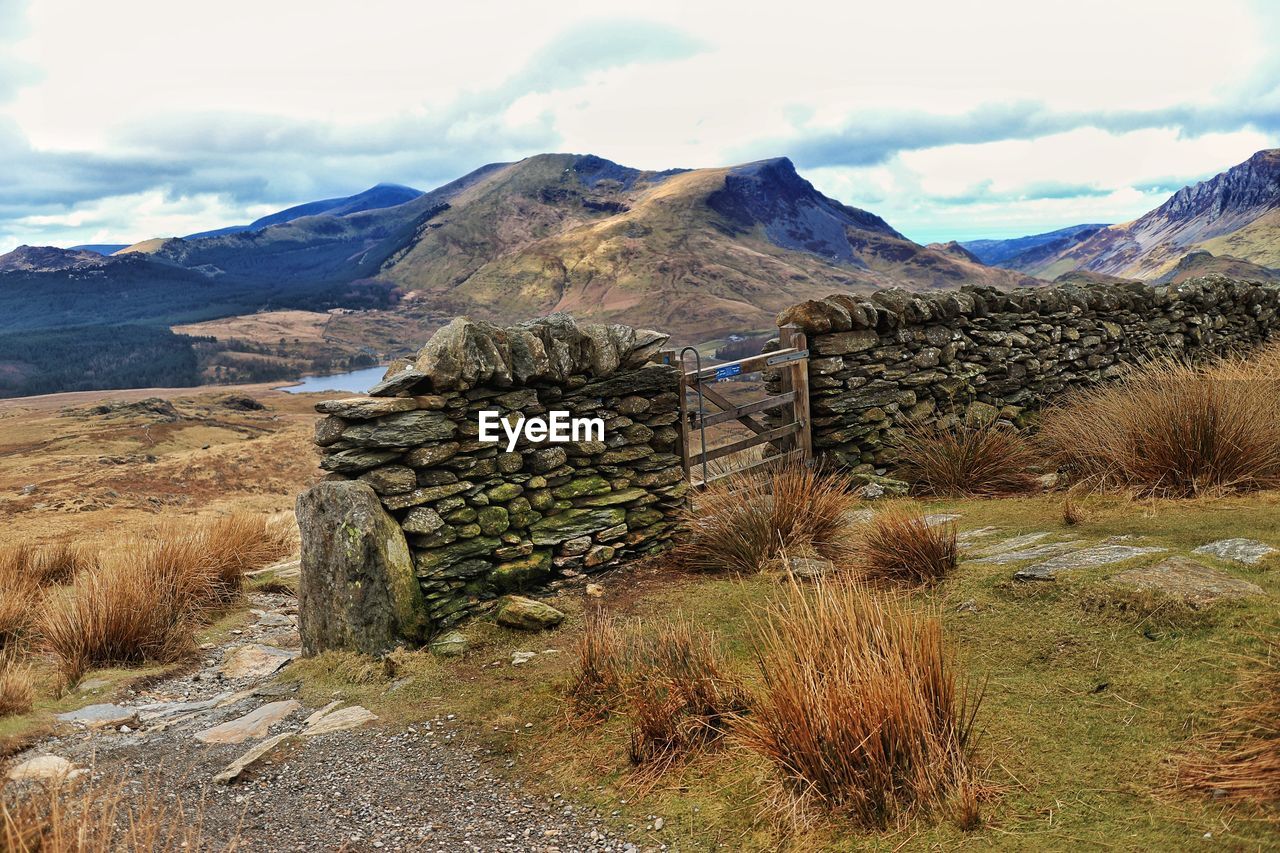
305, 314, 685, 636
771, 275, 1280, 471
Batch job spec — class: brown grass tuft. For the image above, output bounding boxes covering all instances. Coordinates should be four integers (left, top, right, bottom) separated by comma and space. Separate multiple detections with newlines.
1061, 495, 1087, 526
1178, 637, 1279, 806
620, 619, 746, 772
38, 557, 197, 684
1039, 350, 1280, 497
738, 577, 981, 829
37, 512, 292, 683
566, 612, 745, 773
675, 462, 859, 574
897, 421, 1040, 497
0, 552, 41, 651
0, 652, 35, 717
567, 605, 623, 720
30, 544, 99, 587
0, 772, 216, 851
853, 503, 958, 586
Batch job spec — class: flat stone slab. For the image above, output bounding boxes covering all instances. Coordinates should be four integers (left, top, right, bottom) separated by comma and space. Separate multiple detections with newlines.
213, 733, 296, 784
1015, 544, 1166, 581
1113, 556, 1266, 606
136, 692, 236, 722
195, 700, 301, 744
972, 540, 1083, 565
974, 532, 1052, 556
301, 704, 378, 736
923, 514, 961, 527
219, 644, 298, 680
1192, 538, 1276, 565
956, 526, 1000, 545
56, 703, 138, 729
7, 755, 85, 782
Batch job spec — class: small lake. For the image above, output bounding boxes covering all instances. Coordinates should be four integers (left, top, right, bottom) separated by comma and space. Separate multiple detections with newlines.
276, 365, 386, 394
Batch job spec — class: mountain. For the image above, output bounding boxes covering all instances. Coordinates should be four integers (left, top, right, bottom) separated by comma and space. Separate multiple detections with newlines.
987, 149, 1280, 280
926, 240, 984, 264
960, 224, 1108, 267
178, 183, 424, 241
1151, 249, 1280, 284
0, 245, 109, 273
373, 154, 1032, 336
0, 154, 1034, 343
69, 243, 129, 256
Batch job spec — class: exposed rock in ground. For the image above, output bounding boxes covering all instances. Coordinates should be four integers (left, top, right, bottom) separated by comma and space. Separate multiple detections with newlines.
195, 700, 301, 745
6, 755, 84, 782
301, 704, 378, 736
956, 526, 1000, 545
1014, 544, 1166, 581
213, 733, 297, 784
56, 703, 138, 729
1192, 538, 1276, 565
972, 538, 1083, 565
495, 596, 565, 631
295, 480, 429, 654
1113, 557, 1267, 606
219, 644, 297, 679
429, 630, 468, 656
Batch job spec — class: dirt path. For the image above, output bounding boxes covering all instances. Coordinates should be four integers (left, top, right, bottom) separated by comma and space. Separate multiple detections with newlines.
7, 588, 640, 852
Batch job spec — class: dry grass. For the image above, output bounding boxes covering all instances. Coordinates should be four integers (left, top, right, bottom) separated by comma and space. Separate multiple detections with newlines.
1178, 637, 1279, 806
675, 463, 859, 574
567, 605, 623, 720
0, 774, 217, 851
738, 577, 980, 829
1039, 350, 1280, 497
29, 544, 99, 587
0, 555, 41, 651
37, 513, 294, 683
853, 503, 959, 586
39, 558, 197, 684
897, 421, 1040, 497
0, 652, 35, 717
1062, 495, 1087, 526
620, 619, 746, 771
566, 612, 746, 772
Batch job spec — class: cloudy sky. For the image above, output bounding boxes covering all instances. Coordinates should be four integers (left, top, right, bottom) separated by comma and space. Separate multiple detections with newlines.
1, 0, 1278, 253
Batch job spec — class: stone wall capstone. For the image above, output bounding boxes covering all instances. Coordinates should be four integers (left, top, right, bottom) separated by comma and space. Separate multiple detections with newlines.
768, 275, 1280, 471
301, 313, 686, 645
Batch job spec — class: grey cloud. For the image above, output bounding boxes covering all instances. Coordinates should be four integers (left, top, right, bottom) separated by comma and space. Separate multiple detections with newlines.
764, 97, 1280, 171
0, 17, 704, 232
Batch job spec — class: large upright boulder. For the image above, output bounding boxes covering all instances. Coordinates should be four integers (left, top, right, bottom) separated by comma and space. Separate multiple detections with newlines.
296, 481, 429, 655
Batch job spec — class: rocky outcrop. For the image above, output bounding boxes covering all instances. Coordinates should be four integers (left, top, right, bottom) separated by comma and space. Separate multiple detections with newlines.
770, 276, 1280, 471
296, 481, 429, 654
304, 315, 684, 641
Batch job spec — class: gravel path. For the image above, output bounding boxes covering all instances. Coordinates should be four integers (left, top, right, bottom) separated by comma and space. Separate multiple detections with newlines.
6, 590, 645, 852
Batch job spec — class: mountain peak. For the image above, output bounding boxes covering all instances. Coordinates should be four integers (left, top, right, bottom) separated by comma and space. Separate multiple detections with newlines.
708, 155, 904, 263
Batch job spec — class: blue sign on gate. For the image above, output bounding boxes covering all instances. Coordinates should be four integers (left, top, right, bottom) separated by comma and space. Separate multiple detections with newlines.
714, 363, 742, 380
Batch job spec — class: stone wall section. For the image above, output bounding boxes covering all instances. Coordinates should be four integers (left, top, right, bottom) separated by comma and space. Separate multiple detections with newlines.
305, 314, 685, 634
769, 276, 1280, 470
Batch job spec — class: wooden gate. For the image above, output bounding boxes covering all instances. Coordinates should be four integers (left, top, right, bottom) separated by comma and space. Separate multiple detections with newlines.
671, 323, 812, 488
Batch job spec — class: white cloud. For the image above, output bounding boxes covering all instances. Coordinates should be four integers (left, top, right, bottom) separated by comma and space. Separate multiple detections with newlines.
1, 0, 1278, 251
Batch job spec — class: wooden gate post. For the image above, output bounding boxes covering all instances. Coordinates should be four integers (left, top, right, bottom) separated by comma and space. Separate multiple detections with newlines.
778, 323, 812, 462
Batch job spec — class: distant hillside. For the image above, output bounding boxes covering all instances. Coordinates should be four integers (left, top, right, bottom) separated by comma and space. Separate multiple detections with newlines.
179, 183, 424, 241
375, 154, 1034, 337
0, 154, 1035, 346
1151, 249, 1280, 284
69, 243, 129, 256
960, 224, 1108, 267
988, 149, 1280, 279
